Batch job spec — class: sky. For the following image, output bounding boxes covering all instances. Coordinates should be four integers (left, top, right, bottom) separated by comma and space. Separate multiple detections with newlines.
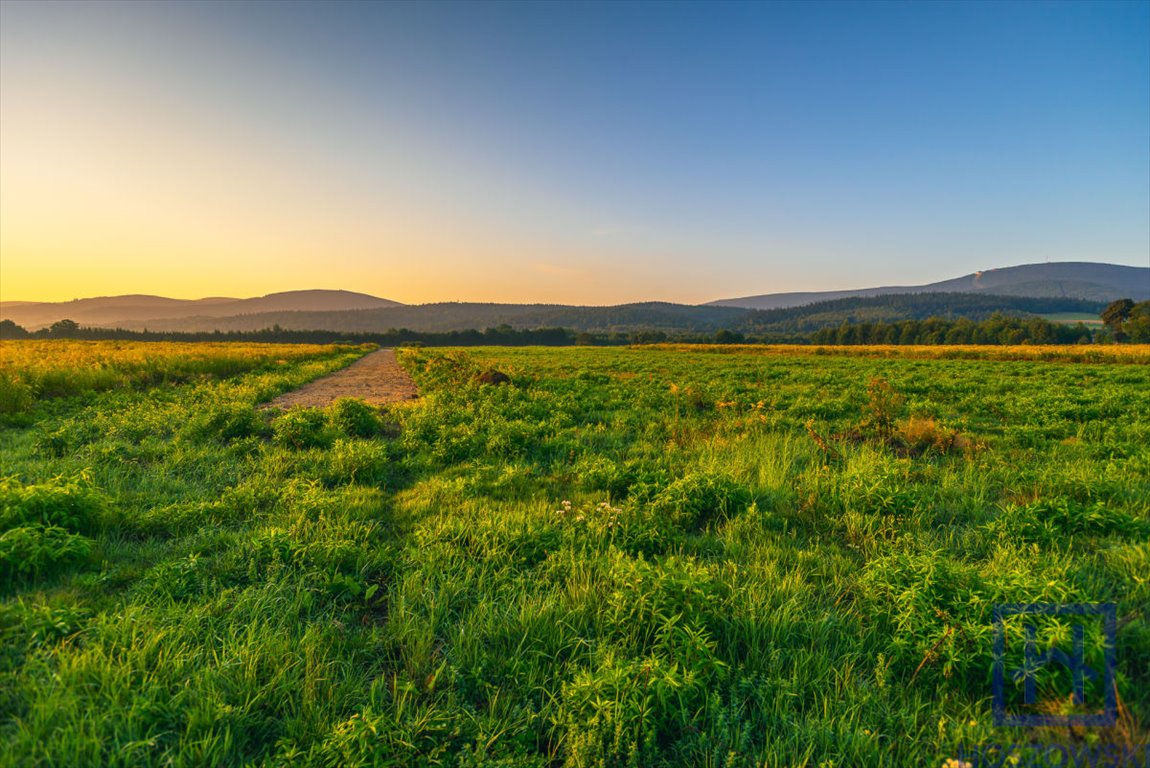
1, 0, 1147, 305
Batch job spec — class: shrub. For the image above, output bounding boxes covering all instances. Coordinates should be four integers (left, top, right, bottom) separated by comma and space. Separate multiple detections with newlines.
184, 404, 271, 443
0, 476, 109, 535
651, 472, 751, 532
321, 439, 393, 486
329, 398, 384, 438
0, 525, 92, 580
474, 369, 511, 386
571, 455, 633, 498
272, 408, 334, 450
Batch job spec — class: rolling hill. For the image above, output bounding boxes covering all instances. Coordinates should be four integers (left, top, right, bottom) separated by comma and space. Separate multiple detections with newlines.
0, 290, 402, 331
732, 293, 1106, 336
103, 302, 749, 334
708, 262, 1150, 309
3, 262, 1144, 336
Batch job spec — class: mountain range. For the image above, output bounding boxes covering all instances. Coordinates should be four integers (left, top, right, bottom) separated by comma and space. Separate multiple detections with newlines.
708, 261, 1148, 309
2, 261, 1146, 334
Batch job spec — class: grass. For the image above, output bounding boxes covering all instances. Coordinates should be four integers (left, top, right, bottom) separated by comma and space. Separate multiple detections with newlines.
1041, 313, 1106, 326
0, 340, 367, 421
1, 341, 1147, 766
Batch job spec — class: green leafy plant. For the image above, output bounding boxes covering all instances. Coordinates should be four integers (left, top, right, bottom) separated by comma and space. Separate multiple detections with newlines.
0, 475, 109, 535
651, 472, 751, 532
272, 408, 334, 450
329, 398, 384, 438
0, 525, 92, 580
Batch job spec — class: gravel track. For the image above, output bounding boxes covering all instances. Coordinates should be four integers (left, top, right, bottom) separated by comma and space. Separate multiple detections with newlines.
267, 348, 418, 409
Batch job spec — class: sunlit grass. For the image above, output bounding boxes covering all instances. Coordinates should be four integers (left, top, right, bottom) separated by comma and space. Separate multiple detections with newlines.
1, 343, 1146, 766
0, 340, 371, 418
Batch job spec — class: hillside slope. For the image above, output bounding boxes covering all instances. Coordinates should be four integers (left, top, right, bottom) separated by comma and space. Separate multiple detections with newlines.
107, 302, 750, 334
0, 290, 402, 330
709, 262, 1150, 309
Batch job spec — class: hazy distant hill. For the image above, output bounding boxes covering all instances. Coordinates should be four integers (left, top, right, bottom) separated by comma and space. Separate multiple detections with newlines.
4, 262, 1142, 336
0, 290, 402, 330
109, 302, 749, 334
84, 294, 1103, 337
708, 262, 1150, 309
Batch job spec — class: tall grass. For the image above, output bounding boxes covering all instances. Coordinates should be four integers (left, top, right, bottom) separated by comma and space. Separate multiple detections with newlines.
1, 343, 1146, 766
0, 340, 370, 418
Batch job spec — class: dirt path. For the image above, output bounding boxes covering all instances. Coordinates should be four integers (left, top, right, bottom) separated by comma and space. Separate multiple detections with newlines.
268, 348, 419, 409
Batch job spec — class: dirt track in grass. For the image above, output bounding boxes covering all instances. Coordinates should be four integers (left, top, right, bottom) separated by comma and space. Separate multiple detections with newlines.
267, 348, 419, 409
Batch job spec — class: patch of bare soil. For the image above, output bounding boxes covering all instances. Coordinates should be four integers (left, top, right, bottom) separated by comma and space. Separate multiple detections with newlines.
267, 348, 419, 409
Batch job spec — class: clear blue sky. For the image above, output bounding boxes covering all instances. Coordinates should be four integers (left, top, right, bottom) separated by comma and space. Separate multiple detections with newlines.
1, 0, 1147, 303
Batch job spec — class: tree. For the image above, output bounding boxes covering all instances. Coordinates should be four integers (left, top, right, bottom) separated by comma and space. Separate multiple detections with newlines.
0, 319, 29, 339
48, 319, 80, 337
714, 329, 744, 344
1125, 301, 1150, 343
1101, 299, 1135, 342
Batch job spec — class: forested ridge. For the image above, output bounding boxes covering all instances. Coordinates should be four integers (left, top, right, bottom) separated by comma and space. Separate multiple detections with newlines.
3, 294, 1146, 345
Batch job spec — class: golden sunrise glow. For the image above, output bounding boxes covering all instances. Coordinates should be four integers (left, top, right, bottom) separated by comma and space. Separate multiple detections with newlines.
2, 2, 1147, 305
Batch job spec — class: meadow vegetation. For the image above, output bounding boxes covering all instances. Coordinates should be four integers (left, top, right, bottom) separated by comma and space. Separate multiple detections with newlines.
0, 341, 355, 422
1, 340, 1147, 766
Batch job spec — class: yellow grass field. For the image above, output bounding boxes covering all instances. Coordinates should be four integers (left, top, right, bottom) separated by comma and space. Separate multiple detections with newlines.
0, 340, 370, 416
647, 343, 1150, 363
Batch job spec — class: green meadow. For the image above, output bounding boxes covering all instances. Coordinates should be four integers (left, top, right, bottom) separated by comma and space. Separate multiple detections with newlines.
1, 341, 1148, 767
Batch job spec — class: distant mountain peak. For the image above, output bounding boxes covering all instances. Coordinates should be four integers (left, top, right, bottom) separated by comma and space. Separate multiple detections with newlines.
707, 261, 1150, 310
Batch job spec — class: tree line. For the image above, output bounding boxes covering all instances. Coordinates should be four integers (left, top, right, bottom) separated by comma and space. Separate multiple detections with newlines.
739, 292, 1105, 335
0, 319, 670, 347
808, 314, 1096, 346
807, 300, 1150, 345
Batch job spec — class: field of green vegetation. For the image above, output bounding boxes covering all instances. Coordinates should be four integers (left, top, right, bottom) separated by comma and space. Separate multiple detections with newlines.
1, 341, 1148, 767
1043, 313, 1106, 326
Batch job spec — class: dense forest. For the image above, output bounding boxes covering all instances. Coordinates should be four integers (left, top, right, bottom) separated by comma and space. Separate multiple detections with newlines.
808, 314, 1094, 345
735, 292, 1104, 334
0, 320, 675, 347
